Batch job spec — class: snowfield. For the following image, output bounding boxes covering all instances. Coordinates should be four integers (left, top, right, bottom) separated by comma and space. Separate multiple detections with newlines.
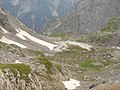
0, 36, 27, 48
0, 26, 92, 51
0, 27, 27, 48
16, 28, 58, 50
0, 27, 58, 50
54, 40, 92, 52
62, 78, 80, 90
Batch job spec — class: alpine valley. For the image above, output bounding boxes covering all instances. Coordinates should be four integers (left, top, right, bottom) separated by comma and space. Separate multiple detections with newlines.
0, 0, 120, 90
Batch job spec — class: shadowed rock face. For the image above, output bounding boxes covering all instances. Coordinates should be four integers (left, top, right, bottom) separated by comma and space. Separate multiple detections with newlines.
0, 11, 16, 34
47, 0, 120, 35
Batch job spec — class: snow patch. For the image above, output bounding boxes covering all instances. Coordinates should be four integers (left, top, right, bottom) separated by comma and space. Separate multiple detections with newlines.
54, 41, 92, 52
0, 36, 27, 48
15, 60, 22, 64
65, 41, 92, 50
0, 26, 9, 34
16, 28, 58, 50
62, 78, 80, 90
16, 29, 27, 40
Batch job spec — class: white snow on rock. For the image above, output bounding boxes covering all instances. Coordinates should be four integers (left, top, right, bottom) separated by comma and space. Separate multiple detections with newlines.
15, 60, 22, 64
54, 41, 92, 52
0, 36, 27, 48
0, 26, 9, 34
16, 28, 58, 50
62, 78, 80, 90
65, 41, 92, 50
16, 29, 27, 40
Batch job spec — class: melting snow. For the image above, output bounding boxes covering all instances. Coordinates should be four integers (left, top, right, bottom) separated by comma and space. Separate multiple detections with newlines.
16, 28, 58, 50
0, 36, 27, 48
65, 41, 92, 50
0, 26, 9, 34
54, 41, 92, 52
62, 78, 80, 90
16, 29, 27, 40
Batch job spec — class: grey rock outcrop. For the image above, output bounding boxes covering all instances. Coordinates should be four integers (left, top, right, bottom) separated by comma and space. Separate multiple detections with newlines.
0, 69, 42, 90
74, 0, 120, 34
0, 9, 16, 34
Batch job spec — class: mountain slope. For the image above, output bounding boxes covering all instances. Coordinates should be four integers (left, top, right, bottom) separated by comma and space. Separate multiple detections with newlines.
0, 8, 59, 52
0, 0, 75, 31
79, 17, 120, 46
1, 1, 120, 90
43, 0, 120, 36
0, 8, 68, 90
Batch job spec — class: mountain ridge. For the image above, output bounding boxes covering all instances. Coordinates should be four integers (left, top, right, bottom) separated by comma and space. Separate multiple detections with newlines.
0, 0, 75, 31
43, 0, 120, 36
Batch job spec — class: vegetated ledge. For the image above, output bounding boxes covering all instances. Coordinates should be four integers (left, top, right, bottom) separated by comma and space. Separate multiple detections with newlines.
79, 59, 113, 71
0, 63, 31, 76
36, 57, 53, 74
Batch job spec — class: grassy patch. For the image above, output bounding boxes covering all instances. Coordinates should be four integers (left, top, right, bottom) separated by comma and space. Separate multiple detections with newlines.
80, 59, 113, 71
68, 44, 87, 51
51, 44, 114, 72
37, 57, 52, 74
0, 63, 31, 76
101, 17, 120, 32
55, 64, 63, 74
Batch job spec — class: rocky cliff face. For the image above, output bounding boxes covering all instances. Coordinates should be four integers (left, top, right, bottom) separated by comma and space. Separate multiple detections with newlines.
0, 9, 16, 33
0, 69, 43, 90
0, 60, 65, 90
43, 0, 120, 35
73, 0, 120, 34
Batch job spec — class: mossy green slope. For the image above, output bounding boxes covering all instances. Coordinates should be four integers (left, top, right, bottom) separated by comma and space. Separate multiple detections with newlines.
78, 17, 120, 45
0, 64, 31, 76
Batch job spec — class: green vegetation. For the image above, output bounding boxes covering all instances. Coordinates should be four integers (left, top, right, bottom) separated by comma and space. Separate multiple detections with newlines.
68, 44, 87, 51
37, 57, 52, 74
55, 64, 63, 74
101, 17, 120, 32
80, 59, 112, 71
77, 17, 120, 44
0, 63, 31, 76
51, 45, 113, 72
